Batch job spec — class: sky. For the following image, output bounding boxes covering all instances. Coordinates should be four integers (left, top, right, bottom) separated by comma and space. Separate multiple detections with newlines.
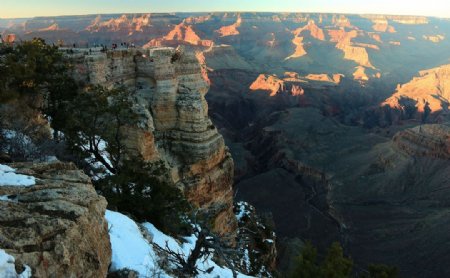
1, 0, 450, 19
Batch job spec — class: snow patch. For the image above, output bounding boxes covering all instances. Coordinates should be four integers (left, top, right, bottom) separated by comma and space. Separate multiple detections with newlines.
0, 164, 35, 187
235, 201, 251, 221
106, 210, 254, 278
0, 249, 32, 278
105, 210, 168, 277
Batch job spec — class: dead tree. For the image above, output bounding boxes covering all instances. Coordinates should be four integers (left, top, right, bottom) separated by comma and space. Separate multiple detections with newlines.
152, 227, 238, 278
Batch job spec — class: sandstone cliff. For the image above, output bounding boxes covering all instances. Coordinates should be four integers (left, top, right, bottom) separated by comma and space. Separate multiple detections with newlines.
292, 20, 325, 41
86, 14, 152, 33
285, 20, 326, 60
69, 47, 237, 243
0, 162, 111, 277
383, 64, 450, 112
328, 29, 375, 69
145, 22, 213, 47
285, 36, 307, 60
215, 15, 242, 37
250, 74, 286, 96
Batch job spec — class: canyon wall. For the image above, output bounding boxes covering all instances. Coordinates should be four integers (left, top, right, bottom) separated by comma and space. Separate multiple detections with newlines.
69, 47, 237, 243
383, 64, 450, 112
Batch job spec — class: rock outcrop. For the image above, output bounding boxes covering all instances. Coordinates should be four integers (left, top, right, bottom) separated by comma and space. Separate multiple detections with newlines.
145, 22, 213, 47
393, 124, 450, 159
69, 47, 237, 243
353, 66, 369, 81
86, 14, 152, 33
215, 15, 242, 37
292, 20, 325, 41
332, 15, 352, 28
0, 162, 111, 277
285, 20, 326, 60
285, 36, 307, 60
250, 74, 286, 96
328, 29, 375, 69
423, 34, 445, 43
383, 64, 450, 112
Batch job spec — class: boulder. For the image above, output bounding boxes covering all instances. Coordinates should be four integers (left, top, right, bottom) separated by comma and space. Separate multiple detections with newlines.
0, 162, 111, 278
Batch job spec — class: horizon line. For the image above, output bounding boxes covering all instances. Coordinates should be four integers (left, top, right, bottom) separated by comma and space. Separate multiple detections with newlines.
0, 11, 448, 20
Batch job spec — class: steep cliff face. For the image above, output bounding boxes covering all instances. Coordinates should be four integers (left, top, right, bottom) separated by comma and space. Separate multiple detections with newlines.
70, 47, 237, 243
383, 64, 450, 112
328, 29, 375, 70
0, 162, 111, 277
144, 22, 214, 47
250, 74, 286, 96
215, 15, 242, 37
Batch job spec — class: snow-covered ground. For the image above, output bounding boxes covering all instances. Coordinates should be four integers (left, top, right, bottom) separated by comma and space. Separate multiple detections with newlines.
0, 249, 32, 278
106, 210, 254, 278
0, 164, 35, 187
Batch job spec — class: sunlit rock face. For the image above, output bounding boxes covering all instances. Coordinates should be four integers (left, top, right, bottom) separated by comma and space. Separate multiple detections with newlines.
215, 15, 242, 37
70, 47, 237, 243
0, 162, 111, 278
144, 22, 214, 47
383, 64, 450, 112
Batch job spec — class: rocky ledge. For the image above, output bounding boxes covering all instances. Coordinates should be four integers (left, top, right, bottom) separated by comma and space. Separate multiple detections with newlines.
0, 161, 111, 277
393, 124, 450, 159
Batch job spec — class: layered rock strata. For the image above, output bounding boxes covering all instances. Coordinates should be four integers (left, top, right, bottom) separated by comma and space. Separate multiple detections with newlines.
0, 162, 111, 277
393, 124, 450, 159
383, 64, 450, 112
69, 47, 237, 243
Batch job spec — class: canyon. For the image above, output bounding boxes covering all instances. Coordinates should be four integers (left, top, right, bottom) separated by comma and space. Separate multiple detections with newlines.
1, 12, 450, 277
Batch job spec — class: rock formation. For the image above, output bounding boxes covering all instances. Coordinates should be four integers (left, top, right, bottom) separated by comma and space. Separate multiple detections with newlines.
250, 74, 286, 96
292, 20, 325, 41
423, 35, 445, 43
383, 64, 450, 112
145, 22, 213, 47
0, 34, 16, 44
390, 16, 428, 25
38, 23, 60, 32
215, 15, 242, 37
285, 20, 325, 60
0, 162, 111, 277
373, 23, 396, 33
353, 66, 369, 81
69, 47, 237, 243
361, 15, 396, 33
304, 73, 341, 84
290, 85, 305, 96
86, 14, 152, 33
369, 33, 382, 43
328, 29, 375, 69
393, 124, 450, 159
332, 15, 352, 28
285, 36, 307, 60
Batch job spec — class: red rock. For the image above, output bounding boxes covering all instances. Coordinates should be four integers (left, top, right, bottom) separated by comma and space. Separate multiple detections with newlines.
215, 15, 242, 37
383, 64, 450, 112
